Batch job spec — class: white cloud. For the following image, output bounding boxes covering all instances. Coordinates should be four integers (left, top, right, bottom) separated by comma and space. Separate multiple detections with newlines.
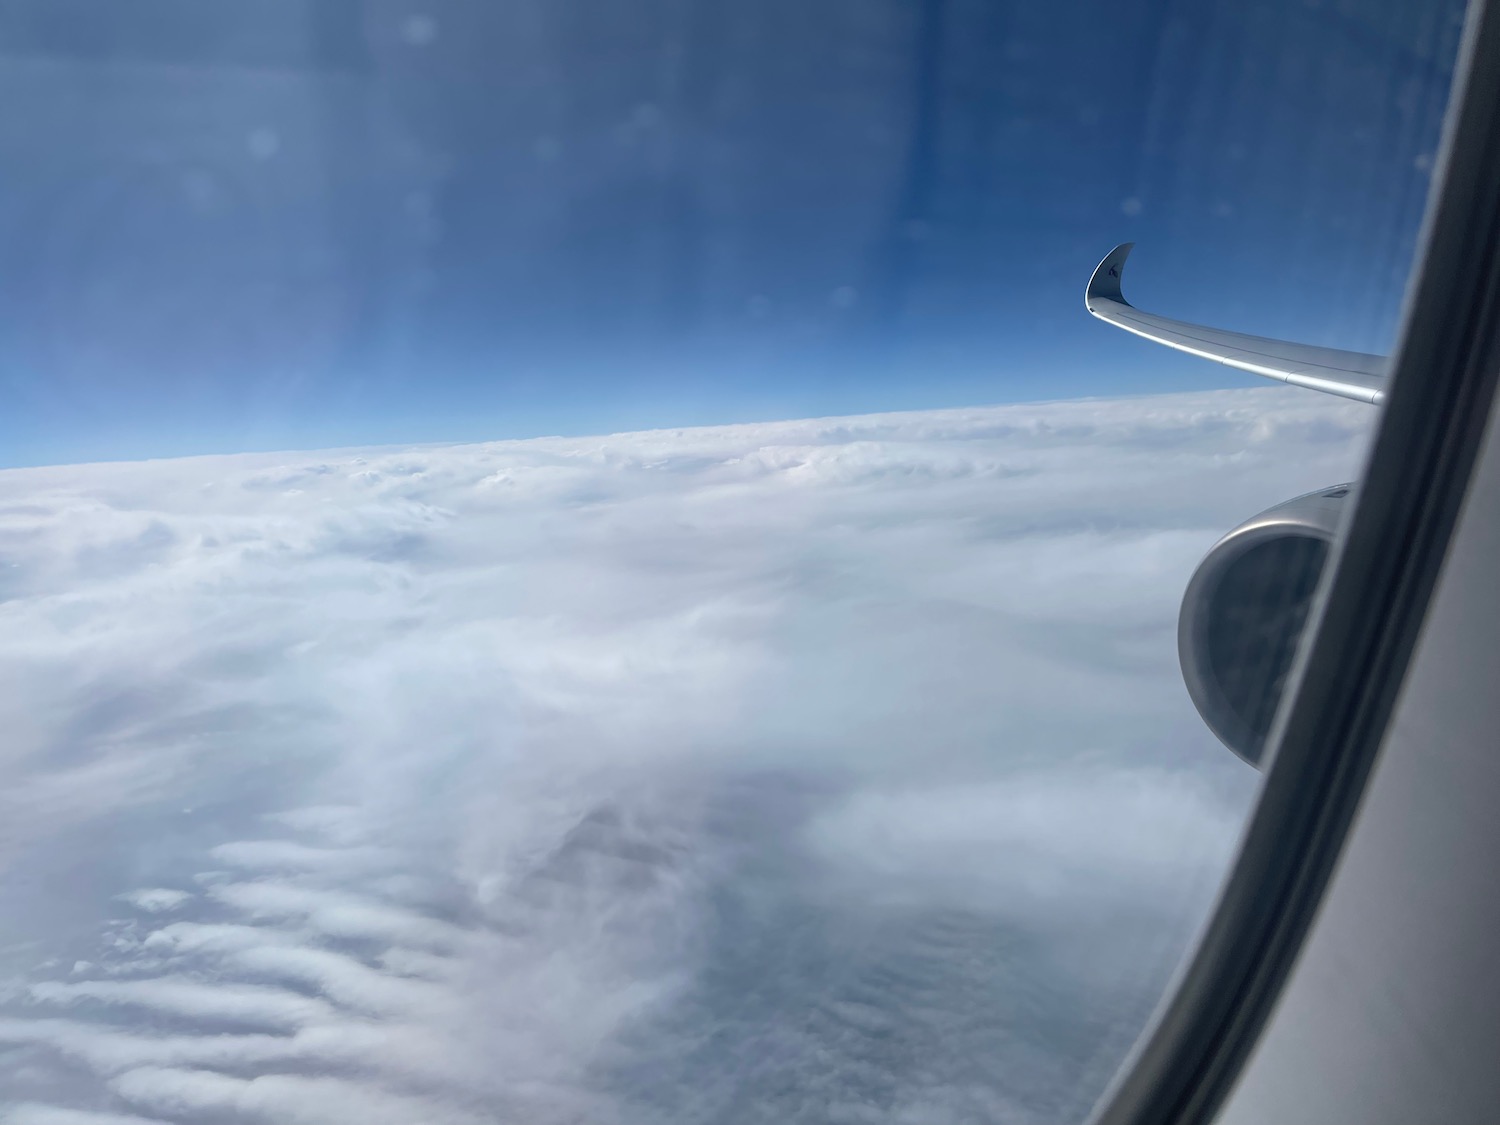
809, 767, 1240, 915
207, 840, 400, 876
218, 943, 445, 1017
0, 1104, 166, 1125
115, 890, 191, 915
109, 1068, 484, 1125
205, 881, 467, 950
0, 389, 1371, 1124
27, 979, 335, 1032
140, 922, 293, 956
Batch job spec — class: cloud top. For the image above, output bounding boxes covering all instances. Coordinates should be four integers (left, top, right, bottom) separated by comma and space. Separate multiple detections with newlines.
0, 389, 1370, 1123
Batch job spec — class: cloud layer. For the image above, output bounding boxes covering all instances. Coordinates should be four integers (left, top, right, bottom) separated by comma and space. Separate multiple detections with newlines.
0, 389, 1370, 1123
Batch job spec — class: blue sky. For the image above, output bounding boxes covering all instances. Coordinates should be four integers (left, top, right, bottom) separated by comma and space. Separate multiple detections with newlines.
0, 0, 1465, 467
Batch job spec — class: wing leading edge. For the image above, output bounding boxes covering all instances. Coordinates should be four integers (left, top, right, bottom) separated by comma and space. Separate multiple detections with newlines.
1085, 243, 1388, 405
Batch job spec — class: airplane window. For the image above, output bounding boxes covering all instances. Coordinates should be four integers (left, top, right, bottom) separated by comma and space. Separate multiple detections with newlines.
0, 3, 1467, 1124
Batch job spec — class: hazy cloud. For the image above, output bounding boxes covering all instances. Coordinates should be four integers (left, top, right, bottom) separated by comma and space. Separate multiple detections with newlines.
115, 891, 191, 916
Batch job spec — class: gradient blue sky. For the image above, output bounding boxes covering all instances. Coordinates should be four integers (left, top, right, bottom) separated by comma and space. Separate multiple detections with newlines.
0, 0, 1465, 467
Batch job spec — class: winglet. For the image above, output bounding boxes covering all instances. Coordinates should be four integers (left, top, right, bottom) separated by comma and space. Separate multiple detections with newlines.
1085, 242, 1134, 311
1081, 241, 1387, 405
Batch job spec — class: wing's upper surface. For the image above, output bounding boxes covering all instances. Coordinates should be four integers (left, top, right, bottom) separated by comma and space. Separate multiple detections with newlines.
1085, 243, 1388, 405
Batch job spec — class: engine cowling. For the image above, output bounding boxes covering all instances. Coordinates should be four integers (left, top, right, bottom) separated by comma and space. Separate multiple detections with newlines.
1179, 485, 1351, 767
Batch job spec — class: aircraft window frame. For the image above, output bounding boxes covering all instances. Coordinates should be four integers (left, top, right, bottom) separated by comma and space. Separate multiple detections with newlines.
0, 7, 1481, 1121
1089, 1, 1500, 1121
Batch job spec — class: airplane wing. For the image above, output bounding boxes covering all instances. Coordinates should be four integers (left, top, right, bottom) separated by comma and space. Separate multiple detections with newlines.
1085, 243, 1388, 405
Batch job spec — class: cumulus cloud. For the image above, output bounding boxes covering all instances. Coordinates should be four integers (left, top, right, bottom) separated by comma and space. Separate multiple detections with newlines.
0, 389, 1371, 1123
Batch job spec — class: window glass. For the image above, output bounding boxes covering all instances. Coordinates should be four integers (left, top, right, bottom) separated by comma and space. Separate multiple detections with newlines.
0, 2, 1465, 1122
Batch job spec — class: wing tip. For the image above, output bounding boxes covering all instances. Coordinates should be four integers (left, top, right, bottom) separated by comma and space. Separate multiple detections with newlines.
1085, 242, 1135, 312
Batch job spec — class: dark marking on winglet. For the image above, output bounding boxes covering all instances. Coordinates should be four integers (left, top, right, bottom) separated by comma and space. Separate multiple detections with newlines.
1086, 242, 1135, 310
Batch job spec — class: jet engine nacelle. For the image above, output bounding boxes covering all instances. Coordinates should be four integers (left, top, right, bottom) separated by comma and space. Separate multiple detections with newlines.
1179, 485, 1351, 767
